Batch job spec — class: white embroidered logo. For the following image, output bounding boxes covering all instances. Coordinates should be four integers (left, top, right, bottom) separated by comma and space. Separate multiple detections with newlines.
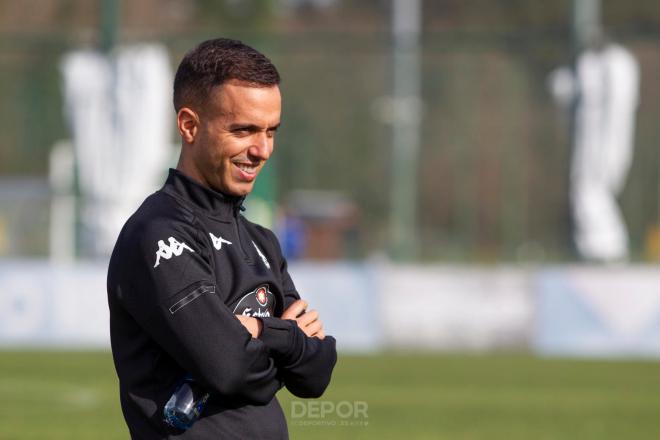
154, 237, 194, 268
252, 241, 271, 269
209, 232, 232, 250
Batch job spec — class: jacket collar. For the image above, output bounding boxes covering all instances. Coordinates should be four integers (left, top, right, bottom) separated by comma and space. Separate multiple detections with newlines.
162, 168, 245, 219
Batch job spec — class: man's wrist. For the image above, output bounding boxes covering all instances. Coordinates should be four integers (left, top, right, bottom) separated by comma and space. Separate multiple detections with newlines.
255, 317, 263, 337
257, 317, 304, 365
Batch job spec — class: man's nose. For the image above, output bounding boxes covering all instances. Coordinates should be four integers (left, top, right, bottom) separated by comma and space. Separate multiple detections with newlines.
249, 132, 272, 160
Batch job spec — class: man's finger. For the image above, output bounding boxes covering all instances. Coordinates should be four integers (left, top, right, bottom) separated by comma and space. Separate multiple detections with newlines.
297, 309, 319, 327
234, 315, 261, 338
304, 319, 323, 337
282, 299, 308, 319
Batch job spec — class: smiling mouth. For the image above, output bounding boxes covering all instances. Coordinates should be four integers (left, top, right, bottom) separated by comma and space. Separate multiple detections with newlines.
234, 162, 259, 175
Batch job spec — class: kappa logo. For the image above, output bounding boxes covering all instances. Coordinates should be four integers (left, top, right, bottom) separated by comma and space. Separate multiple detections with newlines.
252, 241, 271, 269
209, 232, 232, 250
153, 237, 194, 268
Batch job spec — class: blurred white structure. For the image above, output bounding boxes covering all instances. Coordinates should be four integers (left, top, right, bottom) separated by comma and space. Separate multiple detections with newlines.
5, 261, 660, 358
550, 44, 640, 262
59, 44, 172, 258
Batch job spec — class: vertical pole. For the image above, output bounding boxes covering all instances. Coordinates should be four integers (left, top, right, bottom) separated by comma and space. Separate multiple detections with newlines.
569, 0, 601, 257
390, 0, 422, 260
571, 0, 602, 54
49, 141, 76, 263
100, 0, 120, 52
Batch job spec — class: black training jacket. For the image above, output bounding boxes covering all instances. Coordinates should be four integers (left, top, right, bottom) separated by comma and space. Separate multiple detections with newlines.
107, 169, 337, 439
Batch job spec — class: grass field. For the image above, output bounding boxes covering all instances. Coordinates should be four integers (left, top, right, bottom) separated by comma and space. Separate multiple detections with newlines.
1, 351, 660, 439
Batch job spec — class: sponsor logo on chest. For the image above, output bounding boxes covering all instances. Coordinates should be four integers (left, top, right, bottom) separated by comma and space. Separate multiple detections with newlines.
233, 284, 276, 318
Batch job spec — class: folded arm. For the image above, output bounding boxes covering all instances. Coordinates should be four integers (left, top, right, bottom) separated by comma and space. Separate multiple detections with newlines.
236, 299, 337, 398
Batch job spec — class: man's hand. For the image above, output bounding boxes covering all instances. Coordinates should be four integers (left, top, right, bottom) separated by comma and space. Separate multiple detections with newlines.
282, 299, 325, 340
235, 315, 263, 338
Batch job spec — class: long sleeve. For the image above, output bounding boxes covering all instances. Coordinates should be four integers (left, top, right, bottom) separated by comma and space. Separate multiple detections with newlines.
259, 317, 337, 398
251, 227, 338, 398
109, 213, 282, 405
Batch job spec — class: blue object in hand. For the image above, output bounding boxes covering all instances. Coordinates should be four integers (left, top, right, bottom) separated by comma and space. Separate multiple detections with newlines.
164, 375, 210, 430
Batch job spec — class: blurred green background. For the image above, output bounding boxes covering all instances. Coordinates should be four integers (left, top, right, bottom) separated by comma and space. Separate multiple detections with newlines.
2, 0, 660, 261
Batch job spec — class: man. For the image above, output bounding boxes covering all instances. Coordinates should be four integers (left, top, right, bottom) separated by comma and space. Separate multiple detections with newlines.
107, 38, 337, 439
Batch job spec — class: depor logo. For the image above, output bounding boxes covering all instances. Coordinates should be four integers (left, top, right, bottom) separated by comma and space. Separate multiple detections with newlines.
209, 232, 232, 250
154, 237, 194, 268
290, 400, 369, 428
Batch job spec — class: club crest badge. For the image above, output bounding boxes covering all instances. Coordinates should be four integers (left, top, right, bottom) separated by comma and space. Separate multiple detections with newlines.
256, 286, 268, 307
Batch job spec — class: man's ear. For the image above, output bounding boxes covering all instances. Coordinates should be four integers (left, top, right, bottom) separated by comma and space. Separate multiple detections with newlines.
177, 107, 199, 144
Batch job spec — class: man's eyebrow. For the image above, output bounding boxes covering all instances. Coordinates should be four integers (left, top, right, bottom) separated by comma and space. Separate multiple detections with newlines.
228, 123, 281, 131
229, 123, 260, 131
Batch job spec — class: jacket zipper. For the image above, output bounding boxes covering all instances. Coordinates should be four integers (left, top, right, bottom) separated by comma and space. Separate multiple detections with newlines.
233, 205, 252, 263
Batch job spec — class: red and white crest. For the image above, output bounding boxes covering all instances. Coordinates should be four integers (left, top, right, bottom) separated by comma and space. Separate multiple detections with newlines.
256, 287, 268, 306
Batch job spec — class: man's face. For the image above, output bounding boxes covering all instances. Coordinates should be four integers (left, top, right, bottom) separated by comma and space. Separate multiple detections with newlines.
190, 80, 281, 197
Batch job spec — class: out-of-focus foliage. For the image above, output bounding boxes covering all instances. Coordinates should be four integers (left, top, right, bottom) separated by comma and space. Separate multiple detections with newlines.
1, 0, 660, 260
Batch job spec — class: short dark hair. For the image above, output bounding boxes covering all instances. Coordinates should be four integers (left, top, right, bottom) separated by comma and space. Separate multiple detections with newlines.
173, 38, 280, 111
